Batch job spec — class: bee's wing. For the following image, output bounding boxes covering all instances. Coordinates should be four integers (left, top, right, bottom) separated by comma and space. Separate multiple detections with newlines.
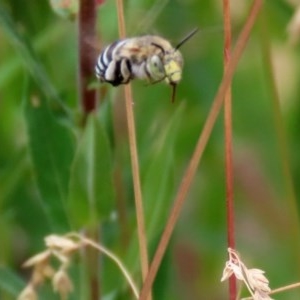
120, 37, 157, 59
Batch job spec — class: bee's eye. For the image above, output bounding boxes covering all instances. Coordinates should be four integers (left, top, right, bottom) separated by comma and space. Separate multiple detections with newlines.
148, 55, 165, 81
150, 55, 162, 68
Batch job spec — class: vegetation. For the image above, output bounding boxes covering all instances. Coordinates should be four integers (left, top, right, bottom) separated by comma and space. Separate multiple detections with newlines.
0, 0, 300, 299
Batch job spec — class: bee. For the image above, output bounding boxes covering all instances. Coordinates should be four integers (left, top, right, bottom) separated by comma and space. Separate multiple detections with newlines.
95, 28, 198, 102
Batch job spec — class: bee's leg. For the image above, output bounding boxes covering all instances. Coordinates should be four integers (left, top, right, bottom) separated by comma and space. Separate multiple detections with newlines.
104, 59, 131, 86
120, 58, 132, 84
105, 60, 119, 85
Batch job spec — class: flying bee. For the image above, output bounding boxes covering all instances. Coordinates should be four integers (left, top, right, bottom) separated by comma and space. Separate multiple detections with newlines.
95, 28, 198, 102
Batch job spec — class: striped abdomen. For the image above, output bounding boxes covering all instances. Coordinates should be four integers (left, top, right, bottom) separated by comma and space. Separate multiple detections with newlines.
95, 40, 133, 86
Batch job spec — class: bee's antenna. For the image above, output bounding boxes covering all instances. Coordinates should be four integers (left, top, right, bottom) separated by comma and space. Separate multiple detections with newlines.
171, 84, 177, 103
175, 27, 199, 50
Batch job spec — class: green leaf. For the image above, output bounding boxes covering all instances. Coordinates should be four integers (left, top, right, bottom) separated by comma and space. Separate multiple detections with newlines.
125, 103, 184, 271
143, 103, 185, 240
0, 3, 69, 117
0, 266, 25, 297
67, 114, 115, 228
24, 92, 75, 232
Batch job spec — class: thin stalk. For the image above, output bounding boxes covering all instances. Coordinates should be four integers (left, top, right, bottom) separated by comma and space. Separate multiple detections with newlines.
69, 233, 140, 299
243, 282, 300, 299
139, 1, 263, 298
78, 0, 97, 115
270, 282, 300, 296
222, 0, 236, 299
115, 1, 151, 299
78, 1, 99, 299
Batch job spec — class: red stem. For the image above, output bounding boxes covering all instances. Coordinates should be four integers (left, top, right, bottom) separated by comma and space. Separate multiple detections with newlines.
223, 0, 237, 299
78, 0, 97, 115
78, 1, 99, 299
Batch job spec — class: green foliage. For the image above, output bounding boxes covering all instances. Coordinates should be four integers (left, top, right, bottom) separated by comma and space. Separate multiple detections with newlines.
1, 0, 300, 299
67, 114, 115, 228
24, 89, 75, 232
143, 104, 184, 239
0, 267, 24, 298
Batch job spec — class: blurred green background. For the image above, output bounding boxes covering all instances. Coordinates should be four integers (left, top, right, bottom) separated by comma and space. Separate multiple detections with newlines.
1, 0, 300, 299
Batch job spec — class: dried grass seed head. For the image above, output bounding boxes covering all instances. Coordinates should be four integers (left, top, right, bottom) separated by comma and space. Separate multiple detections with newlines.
52, 269, 74, 299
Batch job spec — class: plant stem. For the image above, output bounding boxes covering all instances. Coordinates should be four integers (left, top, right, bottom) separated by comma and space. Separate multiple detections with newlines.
115, 1, 151, 299
78, 1, 98, 298
78, 0, 97, 115
222, 0, 237, 299
243, 282, 300, 299
69, 232, 140, 299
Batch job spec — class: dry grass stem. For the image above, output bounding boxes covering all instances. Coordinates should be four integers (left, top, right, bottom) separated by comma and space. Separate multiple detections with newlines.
68, 233, 140, 298
115, 1, 151, 293
270, 282, 300, 295
243, 282, 300, 299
